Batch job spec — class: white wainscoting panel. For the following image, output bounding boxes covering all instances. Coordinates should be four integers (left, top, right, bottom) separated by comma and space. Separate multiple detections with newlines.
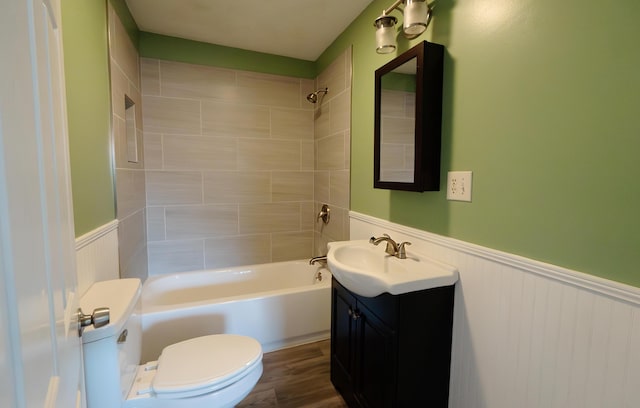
350, 212, 640, 408
75, 220, 119, 296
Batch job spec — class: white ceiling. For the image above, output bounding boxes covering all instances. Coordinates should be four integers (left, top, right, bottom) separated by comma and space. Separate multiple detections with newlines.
125, 0, 375, 61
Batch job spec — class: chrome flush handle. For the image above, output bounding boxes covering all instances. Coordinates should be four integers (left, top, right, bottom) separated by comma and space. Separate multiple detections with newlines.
77, 307, 110, 337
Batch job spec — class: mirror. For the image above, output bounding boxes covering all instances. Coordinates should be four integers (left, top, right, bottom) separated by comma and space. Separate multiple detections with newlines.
374, 41, 444, 191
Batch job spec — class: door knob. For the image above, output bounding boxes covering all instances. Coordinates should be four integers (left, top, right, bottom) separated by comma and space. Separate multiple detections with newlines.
77, 307, 110, 337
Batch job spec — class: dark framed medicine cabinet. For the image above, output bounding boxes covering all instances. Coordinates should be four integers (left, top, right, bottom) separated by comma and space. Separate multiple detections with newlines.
374, 40, 444, 192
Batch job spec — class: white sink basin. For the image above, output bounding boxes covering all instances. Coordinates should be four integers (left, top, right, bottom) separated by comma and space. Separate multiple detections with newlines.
326, 240, 458, 297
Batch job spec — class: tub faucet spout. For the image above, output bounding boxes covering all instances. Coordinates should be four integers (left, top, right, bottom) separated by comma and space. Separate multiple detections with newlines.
309, 255, 327, 266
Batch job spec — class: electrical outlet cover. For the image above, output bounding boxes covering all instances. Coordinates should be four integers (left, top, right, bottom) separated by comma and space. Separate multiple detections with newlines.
447, 171, 473, 202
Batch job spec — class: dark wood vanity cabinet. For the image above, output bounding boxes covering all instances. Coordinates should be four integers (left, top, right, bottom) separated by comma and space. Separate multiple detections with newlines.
330, 278, 455, 408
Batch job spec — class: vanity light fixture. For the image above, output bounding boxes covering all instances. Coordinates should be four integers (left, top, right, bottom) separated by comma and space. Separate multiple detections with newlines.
374, 15, 398, 54
374, 0, 433, 54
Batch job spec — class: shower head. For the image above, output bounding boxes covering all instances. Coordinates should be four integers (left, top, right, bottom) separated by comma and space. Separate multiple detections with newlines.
306, 87, 328, 104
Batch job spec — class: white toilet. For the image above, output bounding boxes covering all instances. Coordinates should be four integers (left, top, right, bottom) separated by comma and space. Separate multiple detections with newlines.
80, 278, 263, 408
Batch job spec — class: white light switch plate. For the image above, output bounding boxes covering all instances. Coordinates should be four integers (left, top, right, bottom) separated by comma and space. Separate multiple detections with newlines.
447, 171, 473, 202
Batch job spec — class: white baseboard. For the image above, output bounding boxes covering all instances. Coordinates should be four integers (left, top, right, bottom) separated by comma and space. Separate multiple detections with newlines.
75, 220, 119, 296
75, 219, 118, 250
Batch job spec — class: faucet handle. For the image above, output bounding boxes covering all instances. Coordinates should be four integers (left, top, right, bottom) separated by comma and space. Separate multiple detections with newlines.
397, 242, 411, 259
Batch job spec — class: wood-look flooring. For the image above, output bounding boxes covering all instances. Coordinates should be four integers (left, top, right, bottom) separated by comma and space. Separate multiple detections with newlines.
237, 340, 348, 408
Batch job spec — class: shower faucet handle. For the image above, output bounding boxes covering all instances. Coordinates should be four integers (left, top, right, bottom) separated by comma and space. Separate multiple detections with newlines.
317, 204, 330, 224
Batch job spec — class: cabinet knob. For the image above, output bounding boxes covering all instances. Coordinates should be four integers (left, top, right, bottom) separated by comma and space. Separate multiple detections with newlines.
349, 308, 361, 320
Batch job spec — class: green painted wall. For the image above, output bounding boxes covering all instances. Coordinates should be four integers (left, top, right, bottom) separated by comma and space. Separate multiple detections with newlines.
139, 32, 316, 79
61, 0, 115, 236
320, 0, 640, 287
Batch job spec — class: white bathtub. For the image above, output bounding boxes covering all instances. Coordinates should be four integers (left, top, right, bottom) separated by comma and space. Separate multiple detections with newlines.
140, 260, 331, 361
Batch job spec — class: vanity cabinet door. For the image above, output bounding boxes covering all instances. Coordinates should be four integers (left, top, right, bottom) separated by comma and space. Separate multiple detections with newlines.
331, 279, 398, 408
331, 280, 358, 406
354, 301, 396, 408
331, 278, 455, 408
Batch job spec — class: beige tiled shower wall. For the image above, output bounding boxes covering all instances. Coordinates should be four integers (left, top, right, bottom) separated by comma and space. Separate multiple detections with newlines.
109, 4, 148, 281
142, 52, 351, 275
313, 48, 352, 256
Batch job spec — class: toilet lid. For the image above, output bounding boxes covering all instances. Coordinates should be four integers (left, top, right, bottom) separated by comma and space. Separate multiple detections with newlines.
152, 334, 262, 397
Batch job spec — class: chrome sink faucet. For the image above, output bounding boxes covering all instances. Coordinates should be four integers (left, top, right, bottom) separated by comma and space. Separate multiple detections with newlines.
369, 234, 411, 259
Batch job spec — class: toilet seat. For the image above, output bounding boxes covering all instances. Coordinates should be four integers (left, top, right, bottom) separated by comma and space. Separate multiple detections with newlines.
152, 334, 262, 399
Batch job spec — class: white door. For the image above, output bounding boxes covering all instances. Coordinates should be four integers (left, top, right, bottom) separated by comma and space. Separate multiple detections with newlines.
0, 0, 83, 406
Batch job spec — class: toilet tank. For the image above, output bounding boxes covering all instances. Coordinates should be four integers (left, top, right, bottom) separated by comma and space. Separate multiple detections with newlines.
80, 279, 143, 408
